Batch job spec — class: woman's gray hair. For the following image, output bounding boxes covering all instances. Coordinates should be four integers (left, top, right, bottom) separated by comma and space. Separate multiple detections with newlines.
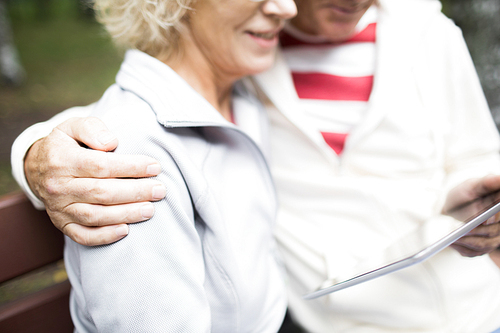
93, 0, 194, 57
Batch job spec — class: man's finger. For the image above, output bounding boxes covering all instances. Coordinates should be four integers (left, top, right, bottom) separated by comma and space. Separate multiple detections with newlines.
57, 117, 119, 152
62, 202, 156, 227
67, 148, 162, 179
466, 223, 500, 238
453, 234, 500, 256
63, 178, 166, 205
470, 175, 500, 199
63, 223, 130, 246
450, 244, 485, 257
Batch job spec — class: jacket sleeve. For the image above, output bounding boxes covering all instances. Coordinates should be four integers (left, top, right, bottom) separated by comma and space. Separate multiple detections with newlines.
423, 15, 500, 193
10, 105, 94, 209
65, 95, 212, 332
67, 141, 212, 332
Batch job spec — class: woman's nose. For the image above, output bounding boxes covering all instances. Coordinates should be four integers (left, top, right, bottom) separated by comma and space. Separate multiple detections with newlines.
262, 0, 297, 20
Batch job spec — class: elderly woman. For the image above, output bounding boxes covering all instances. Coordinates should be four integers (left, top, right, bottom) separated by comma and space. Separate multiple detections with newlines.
63, 0, 296, 331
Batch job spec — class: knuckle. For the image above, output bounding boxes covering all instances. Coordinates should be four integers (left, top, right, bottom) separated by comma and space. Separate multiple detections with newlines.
133, 180, 151, 201
38, 139, 67, 170
69, 226, 92, 247
79, 179, 109, 202
81, 154, 111, 178
122, 205, 139, 223
81, 209, 97, 226
90, 185, 111, 204
95, 156, 111, 178
467, 240, 491, 253
66, 204, 101, 226
81, 116, 101, 130
481, 225, 500, 238
62, 223, 81, 243
486, 229, 499, 238
44, 177, 64, 196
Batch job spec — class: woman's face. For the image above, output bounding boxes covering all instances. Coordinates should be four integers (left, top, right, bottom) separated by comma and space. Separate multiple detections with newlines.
185, 0, 297, 79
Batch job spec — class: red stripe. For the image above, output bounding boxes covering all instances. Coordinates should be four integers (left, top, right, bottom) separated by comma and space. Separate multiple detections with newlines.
321, 132, 348, 155
345, 23, 376, 43
292, 72, 373, 101
280, 23, 377, 48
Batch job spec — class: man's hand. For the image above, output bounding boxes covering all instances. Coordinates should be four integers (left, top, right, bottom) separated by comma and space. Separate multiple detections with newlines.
25, 117, 167, 246
443, 175, 500, 257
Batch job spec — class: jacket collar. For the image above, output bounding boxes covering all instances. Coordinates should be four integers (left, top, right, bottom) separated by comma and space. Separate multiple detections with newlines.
115, 49, 230, 128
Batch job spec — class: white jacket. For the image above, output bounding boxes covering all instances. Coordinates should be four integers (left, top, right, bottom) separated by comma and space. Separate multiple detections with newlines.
251, 0, 500, 332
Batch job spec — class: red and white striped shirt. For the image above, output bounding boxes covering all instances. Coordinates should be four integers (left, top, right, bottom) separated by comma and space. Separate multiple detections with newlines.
280, 6, 378, 155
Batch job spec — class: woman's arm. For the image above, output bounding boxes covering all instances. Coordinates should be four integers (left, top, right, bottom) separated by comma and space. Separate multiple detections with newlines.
68, 151, 211, 332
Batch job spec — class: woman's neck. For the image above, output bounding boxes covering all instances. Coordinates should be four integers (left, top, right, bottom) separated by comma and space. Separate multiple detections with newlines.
161, 37, 236, 122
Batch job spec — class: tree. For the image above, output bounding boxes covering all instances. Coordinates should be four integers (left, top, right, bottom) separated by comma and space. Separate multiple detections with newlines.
0, 0, 25, 86
444, 0, 500, 127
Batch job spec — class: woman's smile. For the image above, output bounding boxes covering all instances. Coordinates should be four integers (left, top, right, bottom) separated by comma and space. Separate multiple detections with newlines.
245, 26, 284, 49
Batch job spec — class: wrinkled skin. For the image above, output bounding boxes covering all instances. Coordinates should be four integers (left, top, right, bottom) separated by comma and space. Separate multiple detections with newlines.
25, 117, 166, 246
442, 175, 500, 257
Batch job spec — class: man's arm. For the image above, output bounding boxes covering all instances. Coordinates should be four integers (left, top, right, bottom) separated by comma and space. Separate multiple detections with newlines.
12, 111, 166, 246
428, 17, 500, 258
443, 175, 500, 257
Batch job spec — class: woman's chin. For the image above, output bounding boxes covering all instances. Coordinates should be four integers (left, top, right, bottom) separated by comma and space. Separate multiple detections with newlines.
242, 54, 277, 77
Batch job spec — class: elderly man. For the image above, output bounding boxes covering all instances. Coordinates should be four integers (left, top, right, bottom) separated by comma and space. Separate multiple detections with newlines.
11, 0, 500, 331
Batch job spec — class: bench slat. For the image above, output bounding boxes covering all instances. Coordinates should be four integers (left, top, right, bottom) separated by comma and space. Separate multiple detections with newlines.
0, 192, 65, 284
0, 192, 73, 332
0, 281, 72, 333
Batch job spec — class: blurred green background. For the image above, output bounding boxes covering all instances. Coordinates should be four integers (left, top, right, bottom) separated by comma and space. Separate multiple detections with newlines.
0, 0, 500, 197
0, 0, 122, 195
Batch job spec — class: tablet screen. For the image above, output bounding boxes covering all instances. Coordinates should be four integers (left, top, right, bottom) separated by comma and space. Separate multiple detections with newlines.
303, 190, 500, 300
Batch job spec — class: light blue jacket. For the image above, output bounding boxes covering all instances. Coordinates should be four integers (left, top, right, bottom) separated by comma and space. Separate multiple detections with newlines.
64, 50, 287, 332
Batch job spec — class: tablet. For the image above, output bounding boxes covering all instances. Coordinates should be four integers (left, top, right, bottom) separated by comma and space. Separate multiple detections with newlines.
303, 190, 500, 300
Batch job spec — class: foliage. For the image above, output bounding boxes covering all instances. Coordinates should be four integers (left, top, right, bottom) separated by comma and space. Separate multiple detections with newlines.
0, 0, 122, 195
446, 0, 500, 124
1, 0, 122, 117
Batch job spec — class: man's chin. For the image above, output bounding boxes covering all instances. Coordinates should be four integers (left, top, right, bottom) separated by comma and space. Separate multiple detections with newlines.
319, 22, 358, 43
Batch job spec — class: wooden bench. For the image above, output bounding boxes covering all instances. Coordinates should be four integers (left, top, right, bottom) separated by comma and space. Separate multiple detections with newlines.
0, 192, 73, 333
0, 191, 499, 333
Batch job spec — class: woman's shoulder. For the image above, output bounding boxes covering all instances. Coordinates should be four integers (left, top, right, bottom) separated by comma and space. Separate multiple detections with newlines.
90, 83, 162, 138
92, 83, 154, 120
89, 82, 211, 172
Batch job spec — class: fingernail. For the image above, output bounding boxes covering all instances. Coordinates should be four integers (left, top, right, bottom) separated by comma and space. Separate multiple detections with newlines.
115, 225, 129, 237
141, 203, 155, 219
98, 132, 117, 146
146, 164, 161, 176
152, 184, 166, 200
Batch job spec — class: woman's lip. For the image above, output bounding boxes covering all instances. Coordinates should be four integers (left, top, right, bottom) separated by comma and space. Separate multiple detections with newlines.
244, 25, 283, 48
246, 25, 284, 37
246, 23, 285, 35
246, 31, 280, 48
